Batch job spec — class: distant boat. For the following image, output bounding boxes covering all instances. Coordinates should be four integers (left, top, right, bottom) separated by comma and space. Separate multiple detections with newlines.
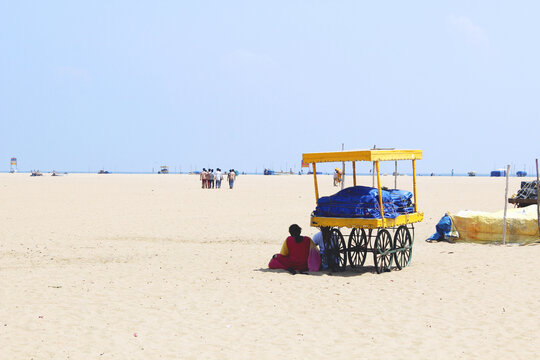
468, 171, 476, 177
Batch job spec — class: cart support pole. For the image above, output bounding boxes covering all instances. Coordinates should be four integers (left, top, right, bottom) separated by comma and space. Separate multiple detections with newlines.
503, 164, 510, 245
353, 161, 357, 186
376, 161, 385, 227
372, 162, 375, 187
341, 143, 345, 190
372, 145, 376, 187
412, 159, 418, 213
312, 163, 319, 204
536, 159, 540, 239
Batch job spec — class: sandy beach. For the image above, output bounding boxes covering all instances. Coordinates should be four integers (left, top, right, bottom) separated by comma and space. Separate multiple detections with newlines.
1, 173, 539, 359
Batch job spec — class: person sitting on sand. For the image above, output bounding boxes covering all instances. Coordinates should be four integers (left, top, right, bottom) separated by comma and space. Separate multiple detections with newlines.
268, 224, 318, 272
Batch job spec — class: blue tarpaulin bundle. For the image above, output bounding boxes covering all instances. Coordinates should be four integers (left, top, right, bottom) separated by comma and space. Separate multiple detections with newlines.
313, 186, 414, 219
427, 214, 455, 242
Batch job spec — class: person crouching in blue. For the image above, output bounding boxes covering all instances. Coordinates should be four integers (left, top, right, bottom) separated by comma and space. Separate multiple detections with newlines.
312, 231, 328, 270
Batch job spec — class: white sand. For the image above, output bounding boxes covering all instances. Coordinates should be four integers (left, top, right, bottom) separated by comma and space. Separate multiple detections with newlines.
1, 173, 539, 359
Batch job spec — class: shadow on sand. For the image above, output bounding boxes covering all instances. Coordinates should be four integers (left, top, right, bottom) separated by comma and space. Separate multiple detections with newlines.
255, 266, 379, 277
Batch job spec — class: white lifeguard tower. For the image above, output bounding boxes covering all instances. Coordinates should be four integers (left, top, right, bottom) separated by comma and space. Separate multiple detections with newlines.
10, 157, 17, 173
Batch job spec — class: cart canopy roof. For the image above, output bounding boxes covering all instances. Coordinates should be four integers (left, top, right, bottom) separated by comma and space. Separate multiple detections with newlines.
302, 149, 422, 164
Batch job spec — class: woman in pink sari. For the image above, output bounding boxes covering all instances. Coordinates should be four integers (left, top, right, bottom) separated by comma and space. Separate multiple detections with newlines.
268, 224, 320, 272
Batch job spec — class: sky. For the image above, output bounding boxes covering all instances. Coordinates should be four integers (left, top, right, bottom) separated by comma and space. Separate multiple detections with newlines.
1, 1, 539, 174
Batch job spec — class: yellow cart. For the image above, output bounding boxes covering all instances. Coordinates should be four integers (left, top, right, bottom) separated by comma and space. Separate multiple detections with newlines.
302, 149, 423, 273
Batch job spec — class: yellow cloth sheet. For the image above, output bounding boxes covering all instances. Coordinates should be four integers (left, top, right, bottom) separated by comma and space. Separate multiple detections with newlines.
449, 205, 539, 245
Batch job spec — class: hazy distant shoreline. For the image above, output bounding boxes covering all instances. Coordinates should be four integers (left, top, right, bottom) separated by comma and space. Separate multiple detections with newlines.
1, 170, 535, 177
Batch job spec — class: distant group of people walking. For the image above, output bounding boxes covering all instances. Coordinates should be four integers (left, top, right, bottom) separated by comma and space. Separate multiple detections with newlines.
200, 168, 237, 189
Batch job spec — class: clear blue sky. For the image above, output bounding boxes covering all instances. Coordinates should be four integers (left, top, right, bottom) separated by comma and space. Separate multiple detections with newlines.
1, 1, 538, 174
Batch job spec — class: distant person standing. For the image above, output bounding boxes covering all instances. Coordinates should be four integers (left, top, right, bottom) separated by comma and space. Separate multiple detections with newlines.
215, 168, 222, 189
200, 168, 207, 188
206, 170, 210, 189
209, 169, 215, 188
228, 169, 236, 189
333, 168, 342, 186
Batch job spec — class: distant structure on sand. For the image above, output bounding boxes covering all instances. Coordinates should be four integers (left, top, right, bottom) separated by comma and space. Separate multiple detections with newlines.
508, 180, 538, 207
264, 168, 293, 175
158, 166, 169, 174
516, 171, 527, 177
490, 169, 507, 177
98, 170, 110, 174
468, 171, 476, 176
10, 157, 17, 173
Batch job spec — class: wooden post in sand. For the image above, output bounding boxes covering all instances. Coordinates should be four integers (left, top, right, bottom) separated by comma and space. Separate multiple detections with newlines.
394, 160, 398, 189
503, 165, 510, 245
536, 159, 540, 239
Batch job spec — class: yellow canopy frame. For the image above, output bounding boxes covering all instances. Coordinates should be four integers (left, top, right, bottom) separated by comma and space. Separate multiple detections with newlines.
302, 149, 423, 229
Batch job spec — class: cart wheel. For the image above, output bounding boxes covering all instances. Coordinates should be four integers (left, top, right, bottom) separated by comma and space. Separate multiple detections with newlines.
348, 228, 368, 268
328, 228, 347, 272
393, 226, 412, 270
373, 229, 393, 274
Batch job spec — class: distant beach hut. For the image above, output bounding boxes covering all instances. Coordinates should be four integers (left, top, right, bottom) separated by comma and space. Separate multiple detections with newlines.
10, 157, 17, 173
468, 171, 476, 177
490, 169, 507, 177
158, 166, 169, 174
516, 171, 527, 177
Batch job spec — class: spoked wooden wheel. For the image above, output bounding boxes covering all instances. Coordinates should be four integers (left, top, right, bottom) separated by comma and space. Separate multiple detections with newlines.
373, 229, 393, 274
348, 228, 368, 268
327, 228, 347, 271
393, 225, 412, 270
